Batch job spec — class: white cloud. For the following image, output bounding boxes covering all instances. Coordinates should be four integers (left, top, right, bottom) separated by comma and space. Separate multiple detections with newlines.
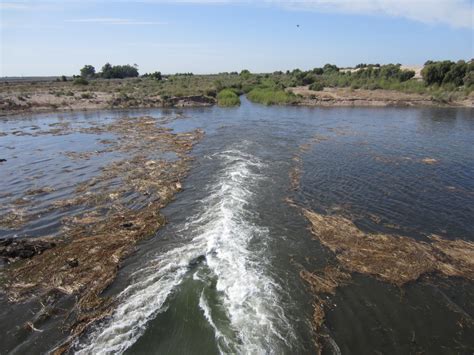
65, 18, 167, 25
269, 0, 473, 28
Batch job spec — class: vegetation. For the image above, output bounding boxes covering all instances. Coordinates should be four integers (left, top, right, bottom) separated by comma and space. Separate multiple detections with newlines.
4, 59, 471, 114
80, 65, 96, 78
100, 63, 139, 79
142, 71, 162, 80
421, 60, 471, 86
73, 77, 89, 85
247, 87, 299, 105
309, 82, 324, 91
70, 59, 471, 105
78, 63, 139, 79
216, 88, 240, 107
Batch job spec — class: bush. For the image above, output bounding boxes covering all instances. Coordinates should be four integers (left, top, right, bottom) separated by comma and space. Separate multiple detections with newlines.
309, 82, 324, 91
216, 88, 240, 107
143, 71, 162, 80
246, 88, 299, 105
80, 93, 93, 99
73, 77, 89, 85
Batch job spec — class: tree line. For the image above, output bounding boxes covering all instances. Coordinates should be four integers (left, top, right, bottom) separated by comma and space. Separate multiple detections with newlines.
80, 63, 139, 79
421, 60, 473, 87
76, 59, 473, 91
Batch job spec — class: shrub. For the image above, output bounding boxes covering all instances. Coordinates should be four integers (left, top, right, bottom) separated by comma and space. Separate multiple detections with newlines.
309, 82, 324, 91
143, 71, 162, 80
217, 88, 240, 107
80, 93, 93, 99
246, 88, 299, 105
73, 77, 89, 85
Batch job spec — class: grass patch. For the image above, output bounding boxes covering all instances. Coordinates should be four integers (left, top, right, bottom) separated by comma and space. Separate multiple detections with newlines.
216, 88, 240, 107
246, 87, 299, 105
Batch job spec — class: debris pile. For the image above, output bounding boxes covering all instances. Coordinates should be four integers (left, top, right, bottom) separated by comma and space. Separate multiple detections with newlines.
2, 116, 204, 351
302, 209, 474, 286
300, 209, 474, 352
0, 237, 58, 262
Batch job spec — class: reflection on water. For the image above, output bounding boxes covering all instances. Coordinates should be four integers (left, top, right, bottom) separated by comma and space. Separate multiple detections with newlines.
0, 99, 473, 354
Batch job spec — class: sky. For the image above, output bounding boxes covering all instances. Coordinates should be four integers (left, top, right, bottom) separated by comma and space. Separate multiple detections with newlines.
1, 0, 473, 76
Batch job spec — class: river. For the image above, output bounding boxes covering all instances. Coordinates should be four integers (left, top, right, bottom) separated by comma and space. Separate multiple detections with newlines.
1, 98, 473, 354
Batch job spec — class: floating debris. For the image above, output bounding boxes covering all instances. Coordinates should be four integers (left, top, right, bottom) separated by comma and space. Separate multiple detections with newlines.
25, 186, 55, 196
300, 266, 351, 350
0, 237, 58, 262
302, 209, 474, 286
421, 157, 439, 165
0, 209, 28, 229
3, 116, 204, 353
300, 209, 474, 353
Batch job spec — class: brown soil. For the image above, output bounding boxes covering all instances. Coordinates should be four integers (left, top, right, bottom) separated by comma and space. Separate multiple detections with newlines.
290, 86, 473, 108
1, 116, 204, 352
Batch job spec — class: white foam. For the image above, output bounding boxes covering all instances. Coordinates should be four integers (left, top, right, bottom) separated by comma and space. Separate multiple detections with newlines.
75, 147, 294, 354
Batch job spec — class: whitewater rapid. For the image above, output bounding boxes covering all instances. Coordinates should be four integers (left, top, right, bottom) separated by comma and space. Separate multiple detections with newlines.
75, 146, 295, 354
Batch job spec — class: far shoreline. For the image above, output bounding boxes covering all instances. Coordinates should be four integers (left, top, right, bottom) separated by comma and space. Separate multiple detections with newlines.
1, 86, 472, 119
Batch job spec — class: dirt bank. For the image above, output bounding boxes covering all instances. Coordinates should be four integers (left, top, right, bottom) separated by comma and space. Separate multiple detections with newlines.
0, 79, 215, 117
289, 86, 473, 108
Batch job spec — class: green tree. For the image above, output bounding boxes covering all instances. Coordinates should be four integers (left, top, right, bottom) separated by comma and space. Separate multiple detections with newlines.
101, 63, 113, 79
80, 65, 96, 78
323, 64, 339, 73
443, 60, 467, 86
240, 69, 251, 79
100, 63, 139, 79
421, 61, 454, 85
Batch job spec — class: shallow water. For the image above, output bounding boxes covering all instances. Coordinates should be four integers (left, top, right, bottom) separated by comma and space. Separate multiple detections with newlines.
1, 98, 473, 354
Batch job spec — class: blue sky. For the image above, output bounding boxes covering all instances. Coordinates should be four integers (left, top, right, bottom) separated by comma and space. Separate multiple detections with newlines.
1, 0, 473, 76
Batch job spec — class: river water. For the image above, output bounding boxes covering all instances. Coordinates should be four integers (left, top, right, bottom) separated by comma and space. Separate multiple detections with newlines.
1, 98, 473, 354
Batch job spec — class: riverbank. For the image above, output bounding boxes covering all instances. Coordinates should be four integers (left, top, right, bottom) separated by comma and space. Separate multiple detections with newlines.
1, 78, 472, 117
290, 86, 473, 107
0, 78, 216, 117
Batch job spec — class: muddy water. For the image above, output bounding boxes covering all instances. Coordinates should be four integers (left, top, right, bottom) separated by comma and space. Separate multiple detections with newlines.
1, 98, 473, 354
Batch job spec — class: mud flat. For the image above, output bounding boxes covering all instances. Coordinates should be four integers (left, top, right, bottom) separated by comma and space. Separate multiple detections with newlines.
0, 115, 203, 352
290, 86, 473, 107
